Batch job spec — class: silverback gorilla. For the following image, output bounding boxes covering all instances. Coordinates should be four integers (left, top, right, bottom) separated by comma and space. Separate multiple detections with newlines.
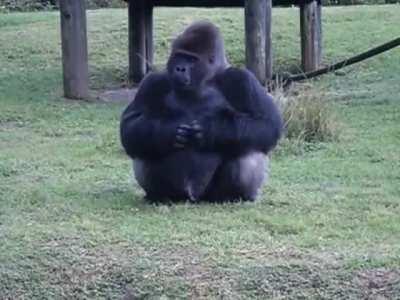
120, 21, 283, 202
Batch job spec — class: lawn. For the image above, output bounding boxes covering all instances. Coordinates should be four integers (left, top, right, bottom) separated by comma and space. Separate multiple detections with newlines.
0, 5, 399, 299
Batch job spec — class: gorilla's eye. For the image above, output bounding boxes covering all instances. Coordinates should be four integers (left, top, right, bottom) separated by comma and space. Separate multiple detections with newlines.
209, 56, 215, 64
188, 56, 198, 63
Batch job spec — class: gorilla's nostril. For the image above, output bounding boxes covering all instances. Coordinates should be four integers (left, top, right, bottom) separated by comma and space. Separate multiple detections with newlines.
176, 66, 186, 73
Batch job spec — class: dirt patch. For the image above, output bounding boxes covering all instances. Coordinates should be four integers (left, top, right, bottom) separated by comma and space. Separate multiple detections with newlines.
36, 240, 224, 299
355, 268, 400, 299
97, 88, 137, 104
6, 239, 400, 299
232, 264, 400, 299
121, 246, 234, 299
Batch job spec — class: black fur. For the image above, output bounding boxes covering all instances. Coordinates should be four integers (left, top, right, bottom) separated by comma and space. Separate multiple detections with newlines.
120, 22, 283, 202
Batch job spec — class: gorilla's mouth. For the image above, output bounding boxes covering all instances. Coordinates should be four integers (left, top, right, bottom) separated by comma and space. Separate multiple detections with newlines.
174, 78, 192, 89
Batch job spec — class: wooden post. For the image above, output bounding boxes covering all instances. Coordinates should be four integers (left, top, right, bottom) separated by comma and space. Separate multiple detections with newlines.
59, 0, 89, 99
245, 0, 267, 84
265, 0, 273, 80
145, 4, 154, 72
316, 0, 322, 66
300, 0, 321, 72
128, 0, 146, 83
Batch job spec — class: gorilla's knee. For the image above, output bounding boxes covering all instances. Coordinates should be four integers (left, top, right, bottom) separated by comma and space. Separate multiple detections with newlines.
235, 152, 268, 200
133, 159, 152, 194
205, 152, 268, 202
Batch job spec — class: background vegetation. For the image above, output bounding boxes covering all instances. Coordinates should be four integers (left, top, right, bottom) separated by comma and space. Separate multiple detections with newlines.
0, 0, 399, 12
0, 5, 399, 299
0, 0, 125, 12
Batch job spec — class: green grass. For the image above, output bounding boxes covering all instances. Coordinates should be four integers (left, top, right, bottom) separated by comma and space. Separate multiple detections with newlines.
1, 5, 400, 299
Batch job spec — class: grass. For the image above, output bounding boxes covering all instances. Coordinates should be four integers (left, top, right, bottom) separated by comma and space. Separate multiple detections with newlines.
0, 5, 400, 299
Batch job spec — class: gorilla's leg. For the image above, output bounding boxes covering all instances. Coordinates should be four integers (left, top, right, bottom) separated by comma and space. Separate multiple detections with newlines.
203, 152, 268, 202
134, 152, 221, 202
134, 159, 174, 201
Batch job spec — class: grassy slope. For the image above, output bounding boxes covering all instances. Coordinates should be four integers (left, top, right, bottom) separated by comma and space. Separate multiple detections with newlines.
0, 6, 399, 299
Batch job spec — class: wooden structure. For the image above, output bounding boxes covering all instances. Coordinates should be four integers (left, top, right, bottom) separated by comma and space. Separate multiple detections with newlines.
59, 0, 322, 99
60, 0, 89, 99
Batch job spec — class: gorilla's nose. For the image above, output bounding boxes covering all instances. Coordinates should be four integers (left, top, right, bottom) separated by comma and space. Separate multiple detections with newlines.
175, 66, 186, 73
175, 66, 190, 85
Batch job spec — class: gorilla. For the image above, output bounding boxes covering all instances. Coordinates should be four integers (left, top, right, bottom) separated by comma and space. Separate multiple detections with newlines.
120, 21, 283, 202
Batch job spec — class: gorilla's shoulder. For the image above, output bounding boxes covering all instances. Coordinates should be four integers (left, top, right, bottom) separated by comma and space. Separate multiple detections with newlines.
138, 71, 172, 94
215, 67, 257, 87
214, 67, 261, 99
219, 67, 253, 78
131, 72, 172, 111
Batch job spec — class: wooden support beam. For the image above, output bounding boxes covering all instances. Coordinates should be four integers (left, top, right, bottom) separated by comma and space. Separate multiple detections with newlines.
152, 0, 243, 6
151, 0, 300, 7
300, 0, 321, 72
316, 0, 322, 65
128, 0, 147, 83
145, 5, 154, 72
265, 0, 273, 80
59, 0, 89, 99
245, 0, 267, 84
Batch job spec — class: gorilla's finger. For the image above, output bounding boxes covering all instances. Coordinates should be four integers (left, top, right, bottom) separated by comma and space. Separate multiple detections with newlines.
190, 120, 200, 127
178, 124, 192, 130
173, 142, 185, 149
195, 132, 204, 140
176, 135, 188, 144
183, 121, 202, 134
177, 128, 191, 136
191, 123, 203, 132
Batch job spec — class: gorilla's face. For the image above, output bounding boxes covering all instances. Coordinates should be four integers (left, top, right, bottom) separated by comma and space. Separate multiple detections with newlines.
167, 52, 209, 94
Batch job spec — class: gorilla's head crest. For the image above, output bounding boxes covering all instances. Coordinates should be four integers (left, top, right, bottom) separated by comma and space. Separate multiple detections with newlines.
171, 21, 229, 70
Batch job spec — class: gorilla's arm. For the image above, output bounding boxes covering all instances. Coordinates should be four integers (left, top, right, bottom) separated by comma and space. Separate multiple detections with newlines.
204, 68, 283, 154
120, 73, 178, 160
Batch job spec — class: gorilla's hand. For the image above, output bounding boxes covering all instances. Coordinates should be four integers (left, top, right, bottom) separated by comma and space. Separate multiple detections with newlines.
189, 120, 205, 148
173, 121, 204, 149
174, 123, 192, 149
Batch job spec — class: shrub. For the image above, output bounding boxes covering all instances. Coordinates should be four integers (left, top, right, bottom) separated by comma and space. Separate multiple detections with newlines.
0, 0, 55, 11
272, 83, 341, 144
